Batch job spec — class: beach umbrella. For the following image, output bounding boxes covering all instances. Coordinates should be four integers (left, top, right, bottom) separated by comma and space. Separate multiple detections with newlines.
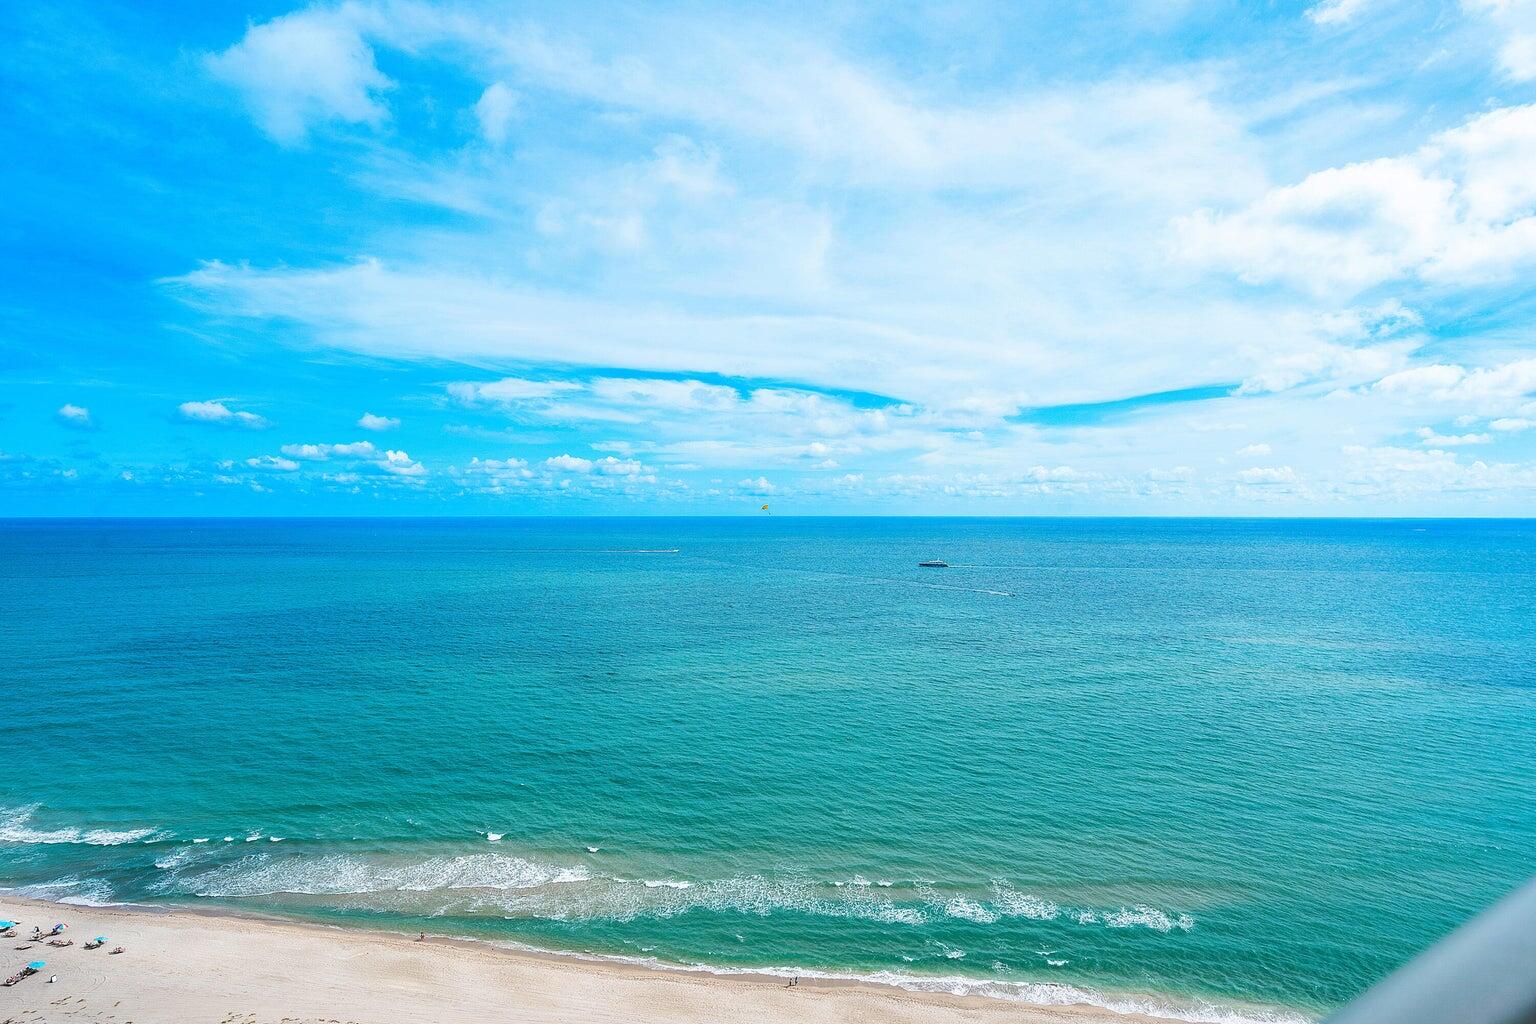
27, 961, 45, 970
95, 936, 108, 942
0, 920, 14, 928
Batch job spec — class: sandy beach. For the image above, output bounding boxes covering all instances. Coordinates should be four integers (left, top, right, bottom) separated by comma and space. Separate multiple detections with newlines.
0, 897, 1166, 1024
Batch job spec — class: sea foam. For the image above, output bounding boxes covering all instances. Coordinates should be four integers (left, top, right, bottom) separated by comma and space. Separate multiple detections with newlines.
0, 804, 159, 846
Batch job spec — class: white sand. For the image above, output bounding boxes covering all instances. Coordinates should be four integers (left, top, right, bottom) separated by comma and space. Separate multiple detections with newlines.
0, 896, 1168, 1023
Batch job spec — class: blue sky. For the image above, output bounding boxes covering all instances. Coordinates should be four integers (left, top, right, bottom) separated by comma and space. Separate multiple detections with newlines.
4, 0, 1536, 515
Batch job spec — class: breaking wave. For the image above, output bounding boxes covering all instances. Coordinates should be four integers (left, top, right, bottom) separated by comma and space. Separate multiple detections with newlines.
185, 853, 593, 898
483, 943, 1310, 1024
0, 804, 160, 847
137, 845, 1196, 937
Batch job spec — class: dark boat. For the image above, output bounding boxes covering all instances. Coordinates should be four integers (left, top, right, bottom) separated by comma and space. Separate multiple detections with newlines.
917, 559, 949, 568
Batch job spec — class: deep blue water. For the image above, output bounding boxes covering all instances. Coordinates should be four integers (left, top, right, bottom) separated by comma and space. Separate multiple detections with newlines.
2, 518, 1534, 1022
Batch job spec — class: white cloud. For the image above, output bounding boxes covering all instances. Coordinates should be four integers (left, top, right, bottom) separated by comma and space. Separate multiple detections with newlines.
1236, 465, 1300, 484
357, 413, 400, 431
1307, 0, 1374, 25
1176, 104, 1536, 294
451, 456, 532, 493
738, 475, 775, 493
474, 82, 517, 145
381, 449, 426, 476
449, 377, 585, 405
1340, 443, 1536, 495
179, 400, 269, 429
246, 454, 300, 471
205, 7, 393, 144
545, 454, 593, 473
1237, 443, 1272, 455
1416, 427, 1491, 446
1373, 358, 1536, 411
1465, 0, 1536, 81
154, 4, 1536, 513
280, 441, 378, 460
1491, 417, 1536, 431
55, 404, 93, 429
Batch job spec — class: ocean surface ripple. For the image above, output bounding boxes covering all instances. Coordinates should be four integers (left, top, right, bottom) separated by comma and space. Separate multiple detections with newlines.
2, 517, 1534, 1023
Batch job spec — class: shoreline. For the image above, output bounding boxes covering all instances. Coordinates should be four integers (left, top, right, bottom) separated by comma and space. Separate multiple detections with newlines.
0, 894, 1307, 1024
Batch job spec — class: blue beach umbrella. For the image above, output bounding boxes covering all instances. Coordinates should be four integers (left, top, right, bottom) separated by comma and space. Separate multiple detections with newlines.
95, 936, 107, 942
27, 961, 46, 969
0, 920, 14, 928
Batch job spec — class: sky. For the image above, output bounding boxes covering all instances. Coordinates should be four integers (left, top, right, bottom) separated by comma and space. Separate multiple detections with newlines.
4, 0, 1536, 515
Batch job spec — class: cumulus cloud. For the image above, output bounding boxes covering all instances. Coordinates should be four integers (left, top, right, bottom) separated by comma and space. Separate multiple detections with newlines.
545, 453, 592, 473
179, 400, 269, 429
1373, 357, 1536, 412
380, 449, 426, 476
1416, 428, 1491, 446
1176, 104, 1536, 294
542, 453, 647, 476
280, 441, 377, 460
357, 413, 399, 431
1340, 443, 1536, 495
55, 404, 93, 429
246, 454, 300, 471
205, 7, 393, 144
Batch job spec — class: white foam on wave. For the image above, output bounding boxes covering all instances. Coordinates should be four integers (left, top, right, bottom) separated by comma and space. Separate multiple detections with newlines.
4, 876, 121, 907
485, 941, 1311, 1024
1102, 906, 1196, 933
0, 804, 159, 847
149, 838, 1193, 940
187, 853, 593, 898
155, 847, 195, 870
492, 872, 931, 927
990, 883, 1060, 921
944, 897, 998, 924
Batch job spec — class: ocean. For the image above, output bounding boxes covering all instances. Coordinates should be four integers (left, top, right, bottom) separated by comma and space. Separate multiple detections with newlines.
2, 518, 1533, 1022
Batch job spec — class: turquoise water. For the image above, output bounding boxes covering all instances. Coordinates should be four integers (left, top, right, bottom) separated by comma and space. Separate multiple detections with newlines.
2, 518, 1534, 1021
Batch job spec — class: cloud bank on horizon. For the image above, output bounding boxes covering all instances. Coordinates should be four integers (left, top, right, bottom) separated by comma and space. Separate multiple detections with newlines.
3, 0, 1536, 514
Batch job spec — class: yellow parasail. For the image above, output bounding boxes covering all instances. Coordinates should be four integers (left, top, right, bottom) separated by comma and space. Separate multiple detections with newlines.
760, 504, 770, 512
